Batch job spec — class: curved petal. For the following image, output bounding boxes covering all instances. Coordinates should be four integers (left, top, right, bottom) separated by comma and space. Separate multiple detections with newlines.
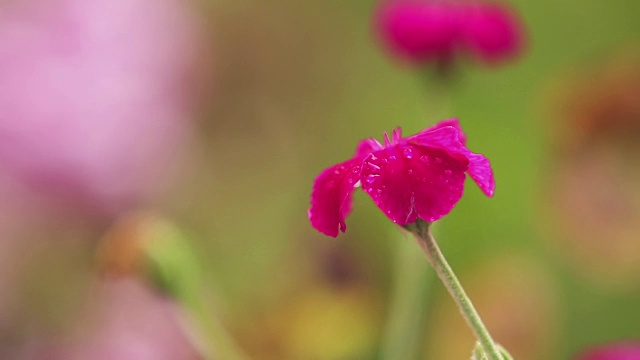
361, 144, 468, 225
415, 118, 467, 144
355, 138, 383, 159
463, 152, 494, 197
410, 125, 494, 197
308, 158, 363, 237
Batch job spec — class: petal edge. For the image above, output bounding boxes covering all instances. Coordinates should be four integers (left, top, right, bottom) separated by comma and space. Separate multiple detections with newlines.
308, 158, 362, 237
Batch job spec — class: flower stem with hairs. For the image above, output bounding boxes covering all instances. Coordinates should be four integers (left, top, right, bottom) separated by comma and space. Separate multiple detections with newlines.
404, 219, 504, 360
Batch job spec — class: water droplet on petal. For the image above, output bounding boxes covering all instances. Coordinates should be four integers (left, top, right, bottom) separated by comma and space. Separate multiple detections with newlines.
444, 170, 452, 175
435, 157, 443, 164
367, 162, 381, 170
407, 169, 413, 175
365, 174, 378, 184
402, 147, 413, 159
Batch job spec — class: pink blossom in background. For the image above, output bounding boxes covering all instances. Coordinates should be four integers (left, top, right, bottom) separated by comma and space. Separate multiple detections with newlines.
374, 1, 461, 65
0, 0, 202, 216
577, 342, 640, 360
308, 119, 494, 237
460, 3, 524, 64
23, 279, 200, 360
373, 0, 524, 67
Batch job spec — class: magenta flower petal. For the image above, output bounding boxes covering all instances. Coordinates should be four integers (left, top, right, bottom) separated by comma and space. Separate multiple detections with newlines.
461, 3, 524, 64
361, 144, 468, 224
374, 1, 461, 64
577, 342, 640, 360
410, 124, 495, 197
309, 158, 363, 237
425, 117, 467, 144
308, 119, 495, 236
355, 138, 384, 158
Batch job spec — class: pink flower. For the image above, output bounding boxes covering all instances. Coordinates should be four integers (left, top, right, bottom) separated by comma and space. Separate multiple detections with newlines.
0, 0, 202, 216
309, 119, 494, 237
21, 279, 200, 360
577, 342, 640, 360
374, 1, 461, 64
460, 3, 524, 64
373, 0, 524, 67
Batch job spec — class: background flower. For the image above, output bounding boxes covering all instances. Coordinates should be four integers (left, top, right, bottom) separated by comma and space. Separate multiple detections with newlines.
20, 279, 200, 360
0, 0, 202, 216
373, 0, 524, 67
576, 342, 640, 360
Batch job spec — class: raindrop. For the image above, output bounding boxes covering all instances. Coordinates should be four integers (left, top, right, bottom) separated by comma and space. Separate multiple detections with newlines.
367, 162, 381, 170
403, 147, 413, 159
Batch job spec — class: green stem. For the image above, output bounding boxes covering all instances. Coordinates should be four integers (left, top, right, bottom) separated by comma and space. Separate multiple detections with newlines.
404, 220, 502, 360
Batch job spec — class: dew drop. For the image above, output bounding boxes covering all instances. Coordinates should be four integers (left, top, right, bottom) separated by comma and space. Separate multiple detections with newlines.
444, 170, 452, 175
435, 157, 443, 164
402, 147, 413, 159
389, 155, 397, 161
407, 169, 413, 175
367, 162, 381, 170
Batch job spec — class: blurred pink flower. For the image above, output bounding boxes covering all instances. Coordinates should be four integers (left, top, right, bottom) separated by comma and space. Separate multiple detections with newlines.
308, 119, 494, 237
460, 3, 524, 64
577, 342, 640, 360
23, 279, 200, 360
373, 0, 524, 67
0, 0, 202, 216
374, 1, 461, 65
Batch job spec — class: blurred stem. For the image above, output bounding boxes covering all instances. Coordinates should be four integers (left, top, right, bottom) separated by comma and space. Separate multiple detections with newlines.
418, 64, 458, 118
379, 228, 435, 360
404, 220, 503, 360
143, 221, 252, 360
177, 288, 250, 360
